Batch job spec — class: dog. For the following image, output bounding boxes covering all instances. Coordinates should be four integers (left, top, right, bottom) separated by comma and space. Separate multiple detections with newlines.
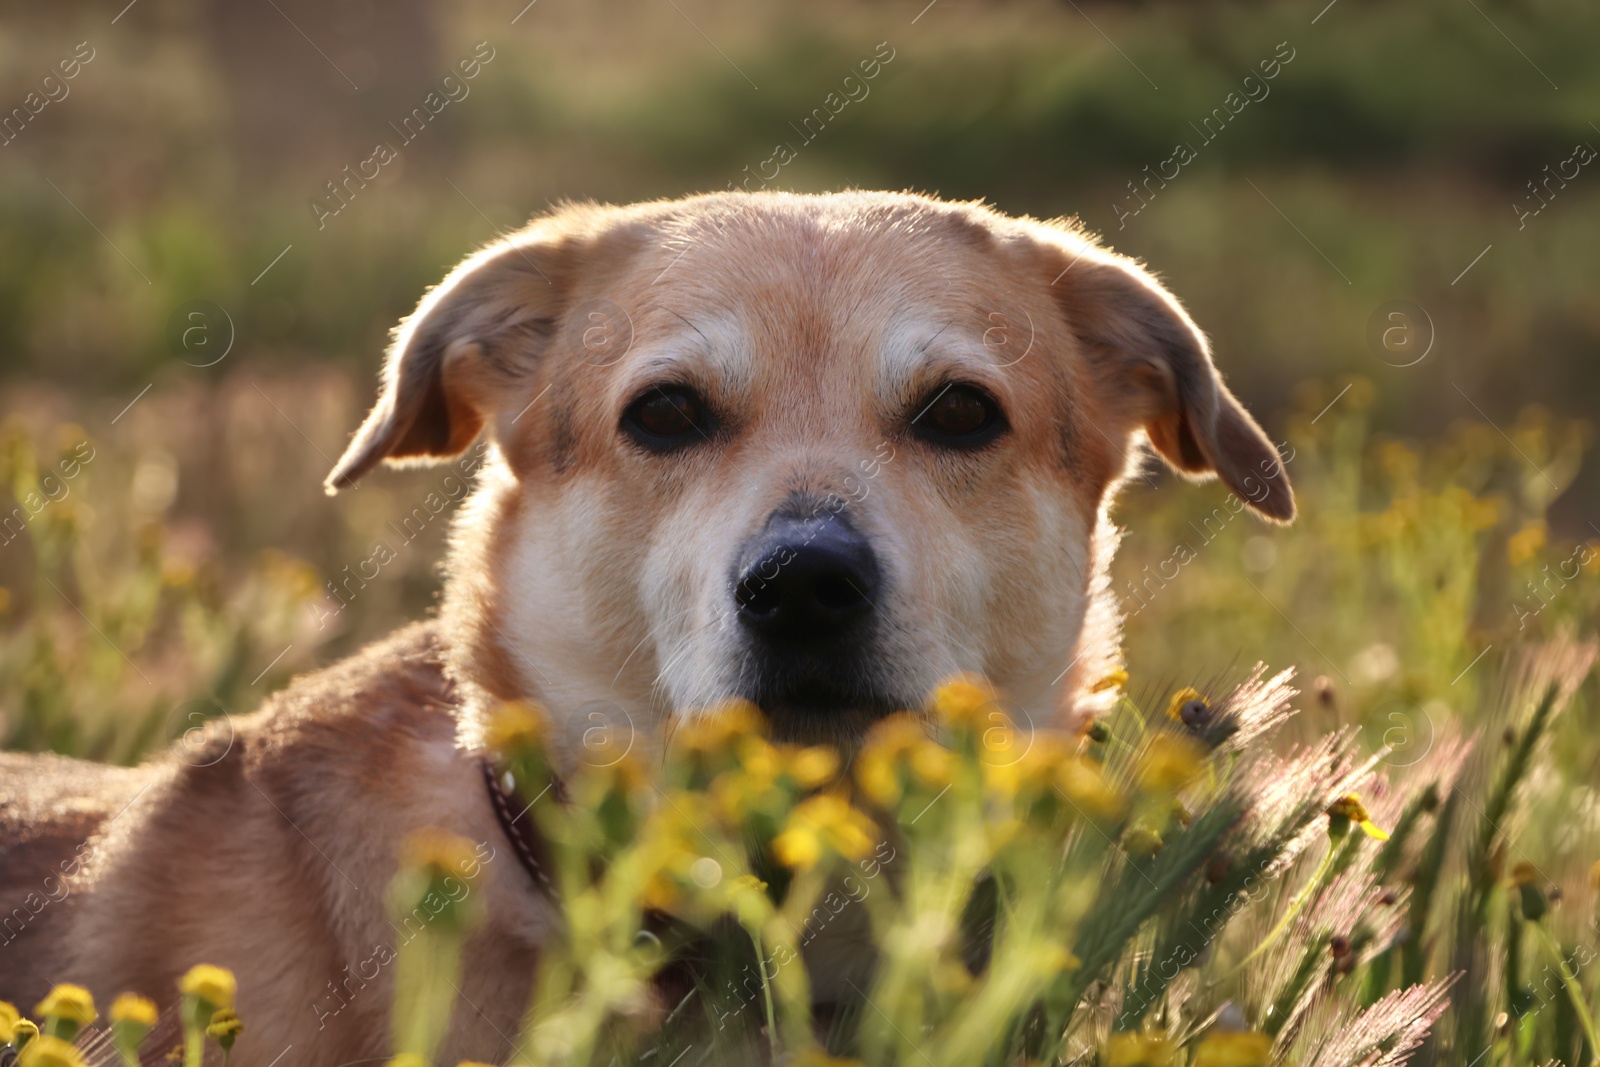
0, 190, 1292, 1065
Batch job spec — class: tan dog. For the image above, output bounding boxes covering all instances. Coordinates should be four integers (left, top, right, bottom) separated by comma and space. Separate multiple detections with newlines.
0, 190, 1292, 1065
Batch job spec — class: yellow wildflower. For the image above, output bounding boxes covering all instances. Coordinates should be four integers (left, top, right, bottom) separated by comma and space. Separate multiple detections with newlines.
402, 827, 480, 882
1105, 1032, 1175, 1067
17, 1035, 85, 1067
909, 741, 954, 788
930, 673, 998, 727
1507, 521, 1546, 566
1165, 687, 1203, 722
34, 986, 95, 1026
1509, 861, 1538, 887
772, 826, 823, 869
110, 993, 157, 1028
1124, 822, 1164, 858
206, 1009, 242, 1049
855, 714, 931, 807
1192, 1031, 1273, 1067
678, 699, 766, 751
179, 965, 237, 1010
772, 795, 877, 870
1136, 735, 1205, 794
483, 699, 549, 756
0, 1001, 19, 1044
738, 735, 780, 786
1090, 668, 1129, 694
1057, 758, 1125, 821
14, 1020, 39, 1046
1328, 794, 1389, 841
785, 745, 840, 788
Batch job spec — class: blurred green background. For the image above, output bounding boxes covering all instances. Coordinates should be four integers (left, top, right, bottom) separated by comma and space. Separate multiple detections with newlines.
1, 0, 1597, 768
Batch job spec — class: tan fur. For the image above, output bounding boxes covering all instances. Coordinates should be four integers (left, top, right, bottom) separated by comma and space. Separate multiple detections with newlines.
0, 191, 1290, 1061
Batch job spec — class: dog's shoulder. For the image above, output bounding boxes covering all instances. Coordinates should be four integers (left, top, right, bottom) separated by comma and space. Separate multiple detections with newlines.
245, 618, 459, 766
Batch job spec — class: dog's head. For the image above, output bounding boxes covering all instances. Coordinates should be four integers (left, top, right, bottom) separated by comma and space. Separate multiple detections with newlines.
327, 191, 1291, 756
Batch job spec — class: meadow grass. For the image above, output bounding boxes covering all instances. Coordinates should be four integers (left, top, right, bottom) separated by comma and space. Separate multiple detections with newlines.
2, 376, 1598, 1067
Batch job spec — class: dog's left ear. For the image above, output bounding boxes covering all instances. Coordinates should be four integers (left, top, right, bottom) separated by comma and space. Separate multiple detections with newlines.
1047, 237, 1295, 522
325, 225, 578, 494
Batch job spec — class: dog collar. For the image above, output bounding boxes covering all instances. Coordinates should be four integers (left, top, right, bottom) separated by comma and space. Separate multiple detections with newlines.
480, 757, 559, 899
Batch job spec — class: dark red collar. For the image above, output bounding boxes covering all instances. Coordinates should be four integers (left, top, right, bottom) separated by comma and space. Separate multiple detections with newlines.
480, 757, 558, 899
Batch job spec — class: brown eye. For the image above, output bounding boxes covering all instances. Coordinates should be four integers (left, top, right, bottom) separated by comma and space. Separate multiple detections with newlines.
912, 384, 1005, 448
622, 386, 711, 450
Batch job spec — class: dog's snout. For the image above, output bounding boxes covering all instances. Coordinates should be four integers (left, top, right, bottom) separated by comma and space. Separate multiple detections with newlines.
735, 516, 880, 643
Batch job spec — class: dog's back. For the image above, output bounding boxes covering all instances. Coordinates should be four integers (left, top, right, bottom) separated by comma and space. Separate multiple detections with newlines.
0, 623, 548, 1067
0, 751, 152, 1000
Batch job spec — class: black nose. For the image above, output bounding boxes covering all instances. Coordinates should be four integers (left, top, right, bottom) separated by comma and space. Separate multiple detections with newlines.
735, 515, 881, 643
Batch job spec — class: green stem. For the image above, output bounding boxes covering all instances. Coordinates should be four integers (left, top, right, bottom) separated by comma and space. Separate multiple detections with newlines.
748, 925, 780, 1060
1218, 833, 1340, 981
1535, 924, 1600, 1059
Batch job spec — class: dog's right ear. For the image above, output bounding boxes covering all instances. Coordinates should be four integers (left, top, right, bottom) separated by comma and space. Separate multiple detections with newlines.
325, 229, 572, 494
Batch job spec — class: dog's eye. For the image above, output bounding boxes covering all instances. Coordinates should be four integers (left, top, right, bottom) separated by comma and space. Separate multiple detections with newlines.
622, 386, 711, 450
911, 384, 1005, 448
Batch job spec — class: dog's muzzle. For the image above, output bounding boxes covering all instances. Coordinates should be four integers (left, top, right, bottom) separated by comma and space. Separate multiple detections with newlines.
731, 509, 899, 730
734, 513, 880, 642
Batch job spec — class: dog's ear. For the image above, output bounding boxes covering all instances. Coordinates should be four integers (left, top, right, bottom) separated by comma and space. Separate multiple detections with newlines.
1048, 237, 1295, 522
325, 229, 573, 494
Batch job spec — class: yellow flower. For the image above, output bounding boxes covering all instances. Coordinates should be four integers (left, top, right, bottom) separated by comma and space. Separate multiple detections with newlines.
402, 827, 479, 880
786, 745, 840, 788
772, 827, 823, 869
34, 986, 95, 1026
679, 700, 767, 752
1124, 822, 1164, 858
18, 1035, 85, 1067
855, 714, 931, 807
772, 795, 877, 871
0, 1001, 19, 1044
910, 741, 954, 788
1136, 735, 1205, 794
14, 1020, 39, 1045
1507, 521, 1546, 566
1165, 687, 1202, 722
179, 965, 237, 1010
1090, 668, 1129, 694
738, 735, 780, 785
1328, 794, 1389, 841
1057, 758, 1125, 821
206, 1009, 242, 1048
1192, 1032, 1273, 1067
1105, 1032, 1175, 1067
110, 993, 157, 1028
484, 699, 549, 756
930, 674, 998, 727
1509, 861, 1538, 887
